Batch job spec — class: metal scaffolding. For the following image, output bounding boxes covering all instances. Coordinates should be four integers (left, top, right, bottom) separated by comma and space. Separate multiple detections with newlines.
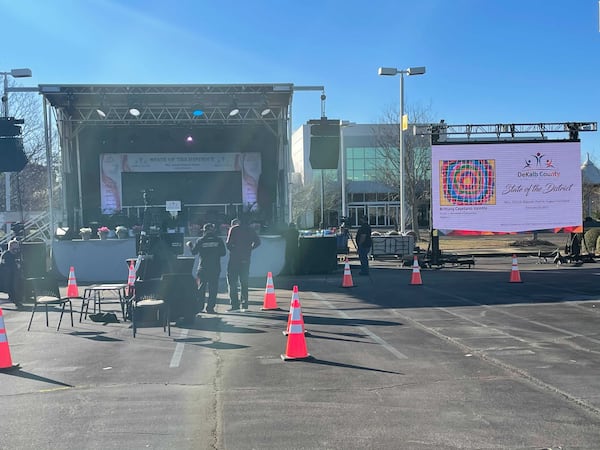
414, 121, 597, 142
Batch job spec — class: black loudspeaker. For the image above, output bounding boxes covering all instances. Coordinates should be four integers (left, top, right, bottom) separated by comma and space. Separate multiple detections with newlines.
297, 236, 337, 274
309, 119, 340, 170
20, 241, 47, 278
0, 138, 28, 172
160, 273, 197, 320
309, 137, 340, 169
162, 233, 184, 255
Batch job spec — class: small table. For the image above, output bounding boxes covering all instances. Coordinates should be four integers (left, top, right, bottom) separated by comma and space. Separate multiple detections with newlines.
80, 283, 129, 322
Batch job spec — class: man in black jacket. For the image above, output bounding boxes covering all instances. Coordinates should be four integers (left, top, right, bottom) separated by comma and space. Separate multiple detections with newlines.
0, 239, 24, 308
187, 223, 226, 314
355, 216, 372, 275
226, 216, 261, 311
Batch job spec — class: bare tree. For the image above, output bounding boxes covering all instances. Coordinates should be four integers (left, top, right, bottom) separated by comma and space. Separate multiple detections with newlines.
374, 102, 435, 240
291, 170, 339, 229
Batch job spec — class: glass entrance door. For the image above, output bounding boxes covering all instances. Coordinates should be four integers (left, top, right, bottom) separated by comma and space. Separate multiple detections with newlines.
348, 206, 365, 227
367, 205, 386, 227
387, 204, 400, 229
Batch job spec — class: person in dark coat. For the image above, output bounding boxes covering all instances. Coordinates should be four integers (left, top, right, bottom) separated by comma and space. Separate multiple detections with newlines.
187, 223, 226, 314
355, 215, 372, 275
226, 216, 261, 311
281, 222, 299, 275
0, 239, 24, 307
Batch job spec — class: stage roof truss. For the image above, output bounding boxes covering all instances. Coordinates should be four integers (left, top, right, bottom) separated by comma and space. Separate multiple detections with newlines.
39, 83, 292, 132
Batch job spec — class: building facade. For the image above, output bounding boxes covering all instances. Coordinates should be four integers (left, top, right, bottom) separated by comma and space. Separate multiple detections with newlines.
291, 123, 430, 229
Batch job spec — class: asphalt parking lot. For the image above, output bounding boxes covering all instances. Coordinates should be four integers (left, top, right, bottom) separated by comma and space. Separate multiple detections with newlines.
2, 254, 600, 449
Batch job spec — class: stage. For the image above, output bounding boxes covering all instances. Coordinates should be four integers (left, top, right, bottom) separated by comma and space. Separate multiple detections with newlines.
52, 235, 285, 283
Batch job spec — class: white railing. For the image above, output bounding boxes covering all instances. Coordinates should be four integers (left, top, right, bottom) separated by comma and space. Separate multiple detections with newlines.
0, 211, 51, 249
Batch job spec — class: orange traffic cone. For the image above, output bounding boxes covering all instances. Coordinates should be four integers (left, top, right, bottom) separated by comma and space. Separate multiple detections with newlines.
510, 254, 522, 283
281, 290, 311, 361
127, 261, 136, 296
283, 285, 307, 336
67, 266, 79, 297
341, 257, 354, 288
0, 307, 18, 371
410, 255, 423, 285
261, 272, 279, 310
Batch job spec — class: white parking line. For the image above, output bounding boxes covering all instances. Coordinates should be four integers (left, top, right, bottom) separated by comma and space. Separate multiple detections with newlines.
170, 328, 189, 368
310, 291, 408, 360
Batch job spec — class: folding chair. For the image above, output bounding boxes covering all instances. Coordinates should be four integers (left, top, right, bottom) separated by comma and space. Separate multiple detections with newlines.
129, 278, 170, 338
27, 277, 79, 331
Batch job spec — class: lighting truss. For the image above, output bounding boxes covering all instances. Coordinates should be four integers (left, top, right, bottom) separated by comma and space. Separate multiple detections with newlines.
414, 121, 597, 141
39, 83, 293, 127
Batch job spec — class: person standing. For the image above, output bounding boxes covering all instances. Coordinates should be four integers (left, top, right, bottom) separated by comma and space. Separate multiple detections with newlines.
355, 215, 372, 275
187, 223, 226, 314
226, 216, 261, 311
0, 239, 24, 308
281, 222, 299, 275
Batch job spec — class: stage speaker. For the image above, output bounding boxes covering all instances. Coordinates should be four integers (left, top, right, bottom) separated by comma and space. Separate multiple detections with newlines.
297, 236, 337, 274
20, 241, 48, 278
162, 233, 184, 255
0, 117, 28, 172
309, 118, 340, 170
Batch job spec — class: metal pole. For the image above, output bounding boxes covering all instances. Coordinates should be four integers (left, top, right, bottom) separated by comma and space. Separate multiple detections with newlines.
1, 74, 7, 117
287, 104, 293, 224
340, 124, 346, 220
43, 97, 54, 241
320, 169, 324, 229
2, 74, 10, 215
399, 72, 405, 233
75, 132, 84, 230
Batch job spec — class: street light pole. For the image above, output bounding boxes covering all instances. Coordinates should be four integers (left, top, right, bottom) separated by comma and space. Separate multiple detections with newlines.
339, 121, 355, 221
2, 73, 10, 215
378, 66, 425, 234
399, 71, 405, 233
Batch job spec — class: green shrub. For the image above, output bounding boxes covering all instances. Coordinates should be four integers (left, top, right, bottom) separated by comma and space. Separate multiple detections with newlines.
584, 228, 600, 253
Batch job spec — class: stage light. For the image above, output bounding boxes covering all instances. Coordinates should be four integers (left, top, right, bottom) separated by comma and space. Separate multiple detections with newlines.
229, 98, 239, 117
129, 107, 140, 117
193, 109, 204, 116
96, 109, 106, 118
260, 97, 271, 116
186, 134, 193, 143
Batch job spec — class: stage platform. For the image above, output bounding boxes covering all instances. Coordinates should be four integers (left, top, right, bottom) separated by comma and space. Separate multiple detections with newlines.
52, 235, 285, 283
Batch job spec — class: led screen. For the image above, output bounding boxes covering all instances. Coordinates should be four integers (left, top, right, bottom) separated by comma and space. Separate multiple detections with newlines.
431, 141, 582, 232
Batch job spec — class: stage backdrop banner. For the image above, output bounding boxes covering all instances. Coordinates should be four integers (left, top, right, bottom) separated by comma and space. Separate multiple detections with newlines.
100, 152, 261, 214
431, 141, 582, 233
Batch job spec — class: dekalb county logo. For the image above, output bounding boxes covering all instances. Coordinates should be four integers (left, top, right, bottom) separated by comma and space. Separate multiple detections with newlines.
519, 151, 559, 178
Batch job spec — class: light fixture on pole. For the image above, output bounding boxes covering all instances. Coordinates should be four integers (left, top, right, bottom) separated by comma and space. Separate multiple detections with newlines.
377, 65, 426, 233
1, 68, 32, 217
1, 68, 32, 117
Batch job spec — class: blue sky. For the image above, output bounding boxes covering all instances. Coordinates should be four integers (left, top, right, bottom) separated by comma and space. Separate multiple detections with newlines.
2, 0, 599, 161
